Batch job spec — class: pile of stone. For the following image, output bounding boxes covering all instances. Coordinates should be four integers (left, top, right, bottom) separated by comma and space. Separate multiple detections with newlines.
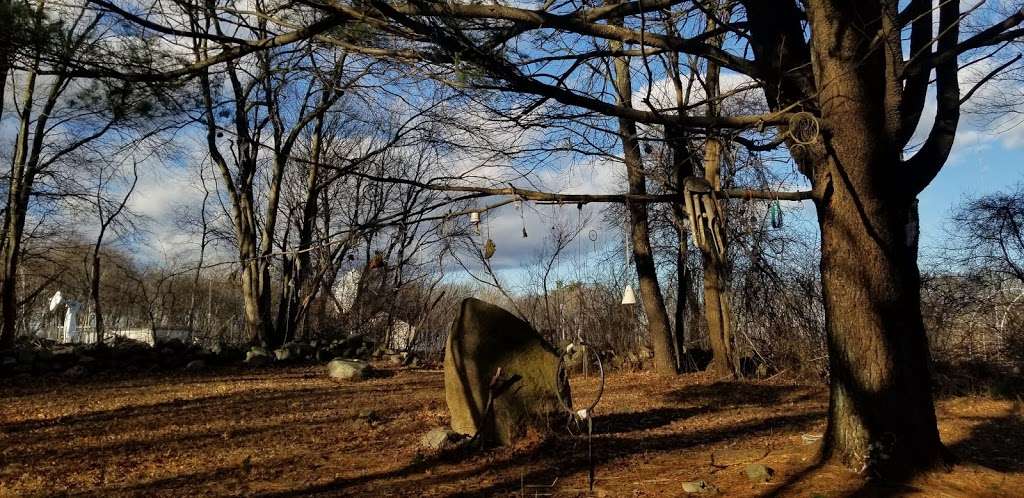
1, 332, 424, 380
0, 336, 219, 378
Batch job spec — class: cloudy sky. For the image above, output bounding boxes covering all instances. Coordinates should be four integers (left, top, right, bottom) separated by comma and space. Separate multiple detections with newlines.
101, 3, 1024, 289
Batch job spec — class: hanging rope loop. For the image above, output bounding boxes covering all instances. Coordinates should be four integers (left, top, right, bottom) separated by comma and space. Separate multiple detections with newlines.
787, 111, 820, 146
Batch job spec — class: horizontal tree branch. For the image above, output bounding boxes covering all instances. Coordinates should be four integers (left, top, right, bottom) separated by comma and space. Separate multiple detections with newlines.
348, 171, 814, 204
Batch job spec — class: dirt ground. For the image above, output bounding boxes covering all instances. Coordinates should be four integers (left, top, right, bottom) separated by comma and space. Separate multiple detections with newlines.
1, 365, 1022, 497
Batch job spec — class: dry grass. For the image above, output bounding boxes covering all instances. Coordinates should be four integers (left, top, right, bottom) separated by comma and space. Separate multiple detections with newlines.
1, 365, 1022, 497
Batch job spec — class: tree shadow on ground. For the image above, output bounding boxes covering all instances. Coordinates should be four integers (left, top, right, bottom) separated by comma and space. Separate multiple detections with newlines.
251, 409, 824, 497
592, 406, 705, 434
947, 408, 1024, 473
760, 405, 1024, 497
665, 381, 822, 408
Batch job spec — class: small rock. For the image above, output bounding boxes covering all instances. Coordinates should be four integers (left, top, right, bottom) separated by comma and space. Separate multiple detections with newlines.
1, 356, 16, 369
184, 359, 207, 371
245, 347, 272, 366
681, 480, 717, 494
77, 355, 96, 365
744, 463, 774, 483
420, 427, 467, 451
284, 341, 314, 359
327, 359, 370, 381
385, 352, 407, 366
273, 348, 293, 362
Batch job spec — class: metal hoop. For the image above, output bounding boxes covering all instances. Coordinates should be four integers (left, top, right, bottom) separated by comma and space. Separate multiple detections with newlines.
554, 342, 605, 416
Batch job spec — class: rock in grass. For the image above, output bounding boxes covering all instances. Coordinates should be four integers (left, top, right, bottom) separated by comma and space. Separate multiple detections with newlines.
681, 480, 718, 494
444, 298, 570, 446
327, 359, 370, 381
184, 359, 206, 371
420, 427, 467, 451
245, 347, 272, 366
744, 463, 774, 483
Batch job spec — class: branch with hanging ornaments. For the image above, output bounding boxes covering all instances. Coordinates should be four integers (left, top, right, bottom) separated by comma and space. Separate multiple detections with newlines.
346, 172, 815, 206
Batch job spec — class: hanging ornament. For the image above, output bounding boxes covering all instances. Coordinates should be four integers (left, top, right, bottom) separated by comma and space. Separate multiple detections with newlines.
518, 198, 528, 238
769, 200, 783, 229
483, 238, 496, 260
368, 251, 385, 269
621, 284, 637, 305
469, 211, 481, 235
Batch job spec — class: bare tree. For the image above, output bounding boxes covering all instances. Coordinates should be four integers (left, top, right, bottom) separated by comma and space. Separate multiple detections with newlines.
1, 1, 159, 347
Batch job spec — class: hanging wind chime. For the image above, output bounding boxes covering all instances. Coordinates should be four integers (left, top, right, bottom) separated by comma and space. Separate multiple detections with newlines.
470, 210, 497, 260
518, 196, 528, 238
621, 208, 637, 306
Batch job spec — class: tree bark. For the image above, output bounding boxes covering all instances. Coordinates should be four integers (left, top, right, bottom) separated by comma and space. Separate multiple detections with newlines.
701, 136, 736, 377
737, 0, 953, 474
699, 2, 737, 377
609, 9, 676, 375
666, 123, 696, 371
816, 161, 943, 474
0, 49, 41, 350
0, 198, 26, 349
803, 0, 947, 475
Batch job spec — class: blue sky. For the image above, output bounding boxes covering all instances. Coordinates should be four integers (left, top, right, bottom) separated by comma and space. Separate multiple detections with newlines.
918, 119, 1024, 253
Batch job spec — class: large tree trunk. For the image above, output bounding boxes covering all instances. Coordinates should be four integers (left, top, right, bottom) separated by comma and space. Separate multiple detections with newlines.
815, 158, 943, 474
697, 1, 737, 378
0, 207, 24, 349
739, 0, 950, 474
666, 123, 696, 371
240, 259, 278, 348
0, 64, 38, 350
609, 15, 676, 375
89, 246, 104, 344
701, 137, 735, 377
0, 190, 27, 349
805, 0, 947, 475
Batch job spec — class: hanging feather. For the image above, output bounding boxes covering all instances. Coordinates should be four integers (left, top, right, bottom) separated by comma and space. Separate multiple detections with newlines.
483, 238, 496, 259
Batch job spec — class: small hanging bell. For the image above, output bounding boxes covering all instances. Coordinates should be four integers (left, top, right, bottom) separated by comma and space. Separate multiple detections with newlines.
483, 238, 496, 260
469, 211, 480, 224
621, 284, 637, 305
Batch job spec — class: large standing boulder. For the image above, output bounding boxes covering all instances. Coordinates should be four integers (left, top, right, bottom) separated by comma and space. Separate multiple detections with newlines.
445, 298, 570, 446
